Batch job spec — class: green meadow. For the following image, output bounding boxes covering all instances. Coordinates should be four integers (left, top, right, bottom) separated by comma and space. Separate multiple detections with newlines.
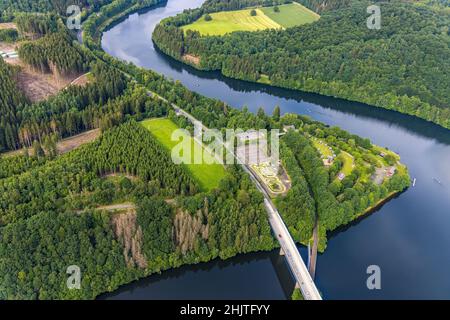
181, 8, 281, 36
339, 151, 355, 176
261, 2, 320, 28
181, 2, 320, 36
141, 118, 227, 191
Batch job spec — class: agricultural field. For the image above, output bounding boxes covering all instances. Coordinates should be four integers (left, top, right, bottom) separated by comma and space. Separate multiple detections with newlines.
181, 8, 281, 36
141, 118, 227, 191
261, 2, 320, 28
181, 2, 320, 36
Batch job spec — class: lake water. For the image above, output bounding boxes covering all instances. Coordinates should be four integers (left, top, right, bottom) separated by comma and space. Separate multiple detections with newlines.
100, 0, 450, 299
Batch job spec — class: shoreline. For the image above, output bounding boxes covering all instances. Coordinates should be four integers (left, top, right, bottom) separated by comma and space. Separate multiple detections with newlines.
155, 46, 450, 132
151, 3, 450, 132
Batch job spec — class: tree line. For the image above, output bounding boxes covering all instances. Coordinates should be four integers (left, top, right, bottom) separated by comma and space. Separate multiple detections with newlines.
0, 59, 28, 152
0, 0, 97, 15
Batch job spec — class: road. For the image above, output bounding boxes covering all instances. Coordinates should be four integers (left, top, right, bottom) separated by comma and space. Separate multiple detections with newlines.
171, 102, 322, 300
242, 165, 322, 300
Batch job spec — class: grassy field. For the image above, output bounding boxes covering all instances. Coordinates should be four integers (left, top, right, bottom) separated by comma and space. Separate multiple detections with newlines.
312, 138, 333, 158
261, 2, 320, 28
182, 3, 320, 36
181, 8, 282, 36
141, 118, 226, 191
339, 151, 355, 176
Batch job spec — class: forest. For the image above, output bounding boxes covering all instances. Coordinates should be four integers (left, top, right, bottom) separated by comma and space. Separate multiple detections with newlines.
0, 0, 101, 15
0, 59, 28, 152
0, 57, 132, 151
0, 121, 275, 299
0, 10, 164, 152
153, 0, 450, 130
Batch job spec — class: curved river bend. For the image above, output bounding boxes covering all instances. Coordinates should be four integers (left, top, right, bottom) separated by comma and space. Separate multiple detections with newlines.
100, 0, 450, 299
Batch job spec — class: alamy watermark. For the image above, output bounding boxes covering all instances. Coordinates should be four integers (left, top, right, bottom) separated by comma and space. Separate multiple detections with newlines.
66, 265, 81, 289
367, 5, 381, 30
366, 265, 381, 290
66, 5, 81, 30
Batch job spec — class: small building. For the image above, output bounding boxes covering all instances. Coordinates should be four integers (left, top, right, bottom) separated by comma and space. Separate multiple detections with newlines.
338, 173, 346, 181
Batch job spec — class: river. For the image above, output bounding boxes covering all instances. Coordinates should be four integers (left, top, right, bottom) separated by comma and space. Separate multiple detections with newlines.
100, 0, 450, 299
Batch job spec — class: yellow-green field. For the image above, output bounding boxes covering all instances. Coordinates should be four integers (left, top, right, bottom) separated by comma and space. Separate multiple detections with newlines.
312, 138, 333, 158
141, 118, 227, 191
182, 8, 281, 36
339, 151, 355, 176
261, 2, 320, 28
182, 2, 320, 36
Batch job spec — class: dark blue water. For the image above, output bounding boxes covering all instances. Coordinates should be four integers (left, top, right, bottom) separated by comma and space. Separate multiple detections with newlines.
101, 0, 450, 299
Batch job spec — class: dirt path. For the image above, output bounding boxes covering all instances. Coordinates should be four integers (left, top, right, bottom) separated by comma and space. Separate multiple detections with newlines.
2, 129, 101, 158
56, 129, 101, 154
0, 23, 17, 30
67, 72, 91, 87
372, 167, 386, 185
96, 202, 136, 212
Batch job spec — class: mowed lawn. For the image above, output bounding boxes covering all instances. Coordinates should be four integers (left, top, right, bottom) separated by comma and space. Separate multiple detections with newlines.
339, 151, 355, 176
181, 8, 282, 36
261, 2, 320, 28
141, 118, 226, 191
